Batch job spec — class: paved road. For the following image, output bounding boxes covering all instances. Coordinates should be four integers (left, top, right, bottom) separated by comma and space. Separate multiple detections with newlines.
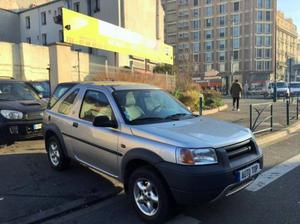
0, 141, 121, 224
41, 131, 300, 224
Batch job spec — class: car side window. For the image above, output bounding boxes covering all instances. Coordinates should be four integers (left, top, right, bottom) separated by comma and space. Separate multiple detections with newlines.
57, 89, 79, 115
48, 85, 75, 109
80, 90, 113, 122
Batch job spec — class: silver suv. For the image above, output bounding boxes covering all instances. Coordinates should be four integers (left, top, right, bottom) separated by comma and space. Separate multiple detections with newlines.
44, 82, 263, 223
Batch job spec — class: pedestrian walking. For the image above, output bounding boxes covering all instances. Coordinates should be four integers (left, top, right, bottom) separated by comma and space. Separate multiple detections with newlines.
230, 79, 243, 111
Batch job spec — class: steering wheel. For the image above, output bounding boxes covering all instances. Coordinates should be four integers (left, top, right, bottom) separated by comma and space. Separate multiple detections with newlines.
150, 105, 162, 114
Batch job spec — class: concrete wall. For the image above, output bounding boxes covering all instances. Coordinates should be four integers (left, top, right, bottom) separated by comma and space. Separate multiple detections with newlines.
0, 9, 20, 43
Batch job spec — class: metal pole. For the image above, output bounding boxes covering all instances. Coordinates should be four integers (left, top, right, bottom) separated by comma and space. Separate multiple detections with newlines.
273, 18, 277, 102
297, 98, 299, 120
287, 99, 290, 126
199, 97, 203, 116
250, 104, 253, 130
270, 104, 273, 131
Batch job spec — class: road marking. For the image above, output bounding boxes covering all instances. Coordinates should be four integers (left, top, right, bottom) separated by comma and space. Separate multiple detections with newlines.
247, 153, 300, 192
167, 215, 202, 224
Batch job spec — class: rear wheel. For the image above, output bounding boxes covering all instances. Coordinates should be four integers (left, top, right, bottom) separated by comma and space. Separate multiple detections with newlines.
128, 167, 173, 224
46, 136, 69, 171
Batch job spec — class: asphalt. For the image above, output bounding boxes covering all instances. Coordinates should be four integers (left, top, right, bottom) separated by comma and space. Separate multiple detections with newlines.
41, 131, 300, 224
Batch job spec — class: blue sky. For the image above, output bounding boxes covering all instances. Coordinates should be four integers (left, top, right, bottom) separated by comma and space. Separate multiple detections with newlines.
278, 0, 300, 33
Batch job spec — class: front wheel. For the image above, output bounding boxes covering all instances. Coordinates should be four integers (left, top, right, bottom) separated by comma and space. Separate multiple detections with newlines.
46, 136, 69, 171
128, 167, 173, 224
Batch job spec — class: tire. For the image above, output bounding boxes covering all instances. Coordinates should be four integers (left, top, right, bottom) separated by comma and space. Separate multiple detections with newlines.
46, 136, 70, 171
128, 167, 173, 224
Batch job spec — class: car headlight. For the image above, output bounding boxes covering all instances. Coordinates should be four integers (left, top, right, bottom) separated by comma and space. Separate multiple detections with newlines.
0, 110, 23, 120
176, 148, 218, 165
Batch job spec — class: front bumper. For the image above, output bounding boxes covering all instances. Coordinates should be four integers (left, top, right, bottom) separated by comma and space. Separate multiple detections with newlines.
0, 119, 43, 145
156, 155, 263, 205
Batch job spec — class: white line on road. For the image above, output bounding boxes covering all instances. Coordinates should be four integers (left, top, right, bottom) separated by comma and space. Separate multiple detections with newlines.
247, 153, 300, 192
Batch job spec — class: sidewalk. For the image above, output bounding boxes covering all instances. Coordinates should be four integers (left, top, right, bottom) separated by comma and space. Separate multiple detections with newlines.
207, 98, 298, 134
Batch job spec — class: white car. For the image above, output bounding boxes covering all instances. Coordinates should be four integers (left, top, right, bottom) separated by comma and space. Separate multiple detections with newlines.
289, 82, 300, 97
267, 82, 290, 98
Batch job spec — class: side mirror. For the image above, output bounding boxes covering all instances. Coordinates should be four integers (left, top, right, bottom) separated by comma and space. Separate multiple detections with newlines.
38, 93, 44, 99
93, 116, 118, 128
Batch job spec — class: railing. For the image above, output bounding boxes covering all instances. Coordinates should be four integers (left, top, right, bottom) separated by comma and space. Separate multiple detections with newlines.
250, 103, 273, 135
286, 98, 299, 126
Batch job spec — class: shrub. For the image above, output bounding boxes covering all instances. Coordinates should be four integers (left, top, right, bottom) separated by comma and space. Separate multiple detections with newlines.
203, 90, 224, 109
171, 89, 203, 112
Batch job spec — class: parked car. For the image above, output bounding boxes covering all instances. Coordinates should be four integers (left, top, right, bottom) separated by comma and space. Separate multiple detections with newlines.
0, 80, 47, 146
48, 82, 79, 108
44, 82, 263, 223
26, 81, 50, 99
267, 82, 290, 98
289, 82, 300, 97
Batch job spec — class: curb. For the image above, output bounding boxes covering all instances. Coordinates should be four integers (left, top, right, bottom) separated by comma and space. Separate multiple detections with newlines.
256, 121, 300, 146
8, 188, 122, 224
194, 104, 228, 116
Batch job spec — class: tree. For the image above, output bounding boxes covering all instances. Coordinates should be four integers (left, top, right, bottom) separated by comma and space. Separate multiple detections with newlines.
153, 64, 173, 74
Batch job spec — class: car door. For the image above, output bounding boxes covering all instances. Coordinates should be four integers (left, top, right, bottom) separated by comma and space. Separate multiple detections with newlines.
70, 88, 120, 176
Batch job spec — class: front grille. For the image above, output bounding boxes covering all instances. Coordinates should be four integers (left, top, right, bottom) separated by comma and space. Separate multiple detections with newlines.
25, 111, 43, 120
223, 140, 256, 160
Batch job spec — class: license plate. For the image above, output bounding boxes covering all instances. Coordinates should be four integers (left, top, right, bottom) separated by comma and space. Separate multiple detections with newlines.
237, 163, 261, 182
33, 123, 42, 130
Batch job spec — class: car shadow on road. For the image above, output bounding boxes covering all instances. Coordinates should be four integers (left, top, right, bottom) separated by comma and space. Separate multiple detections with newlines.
0, 152, 121, 223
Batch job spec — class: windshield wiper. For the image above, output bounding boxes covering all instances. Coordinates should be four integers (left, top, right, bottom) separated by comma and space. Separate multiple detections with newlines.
164, 113, 192, 120
129, 117, 164, 124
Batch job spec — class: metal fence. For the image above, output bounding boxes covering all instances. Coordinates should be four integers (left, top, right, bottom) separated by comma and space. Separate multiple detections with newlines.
250, 103, 273, 135
286, 98, 300, 126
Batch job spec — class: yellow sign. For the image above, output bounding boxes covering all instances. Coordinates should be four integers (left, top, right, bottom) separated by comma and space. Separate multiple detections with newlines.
62, 8, 173, 64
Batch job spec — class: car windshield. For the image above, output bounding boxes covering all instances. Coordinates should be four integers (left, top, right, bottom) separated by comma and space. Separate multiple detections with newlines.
290, 83, 300, 88
31, 82, 50, 98
0, 82, 40, 101
113, 89, 193, 124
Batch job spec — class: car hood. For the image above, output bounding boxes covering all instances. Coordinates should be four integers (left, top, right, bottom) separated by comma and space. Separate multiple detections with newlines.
130, 117, 252, 148
0, 100, 46, 113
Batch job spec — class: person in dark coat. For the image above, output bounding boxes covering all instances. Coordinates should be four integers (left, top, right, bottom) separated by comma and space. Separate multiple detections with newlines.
230, 79, 243, 111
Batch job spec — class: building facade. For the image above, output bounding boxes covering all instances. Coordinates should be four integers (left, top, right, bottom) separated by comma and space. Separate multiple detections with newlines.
276, 11, 298, 82
163, 0, 276, 86
1, 0, 165, 70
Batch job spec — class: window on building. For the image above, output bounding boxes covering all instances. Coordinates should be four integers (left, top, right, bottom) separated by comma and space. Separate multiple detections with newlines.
193, 43, 200, 53
266, 11, 271, 21
194, 54, 199, 63
205, 64, 212, 72
265, 24, 272, 33
256, 24, 263, 33
41, 33, 47, 46
265, 36, 271, 47
206, 7, 213, 17
205, 41, 213, 51
219, 63, 225, 72
74, 2, 80, 12
219, 27, 226, 38
26, 37, 31, 44
219, 4, 226, 14
233, 2, 239, 12
205, 52, 213, 63
265, 49, 272, 58
194, 0, 199, 6
257, 11, 263, 21
233, 50, 239, 60
219, 51, 225, 61
41, 11, 46, 25
256, 61, 264, 70
265, 61, 272, 70
257, 0, 263, 8
256, 36, 263, 46
219, 40, 226, 50
205, 30, 213, 39
232, 15, 240, 24
232, 26, 240, 37
25, 16, 30, 29
219, 16, 226, 26
206, 0, 212, 4
265, 0, 271, 9
256, 48, 263, 58
193, 8, 200, 17
191, 20, 200, 29
206, 18, 213, 27
192, 31, 200, 41
233, 38, 240, 49
59, 30, 63, 42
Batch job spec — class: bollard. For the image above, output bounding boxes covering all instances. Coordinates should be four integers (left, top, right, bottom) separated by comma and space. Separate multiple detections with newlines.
199, 97, 203, 116
270, 104, 273, 131
286, 99, 290, 126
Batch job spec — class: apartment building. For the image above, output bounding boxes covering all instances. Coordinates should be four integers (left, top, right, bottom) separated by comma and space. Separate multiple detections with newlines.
163, 0, 276, 85
276, 11, 298, 81
0, 0, 165, 69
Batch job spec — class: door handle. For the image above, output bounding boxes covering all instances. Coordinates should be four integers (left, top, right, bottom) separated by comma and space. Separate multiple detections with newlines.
72, 122, 79, 128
